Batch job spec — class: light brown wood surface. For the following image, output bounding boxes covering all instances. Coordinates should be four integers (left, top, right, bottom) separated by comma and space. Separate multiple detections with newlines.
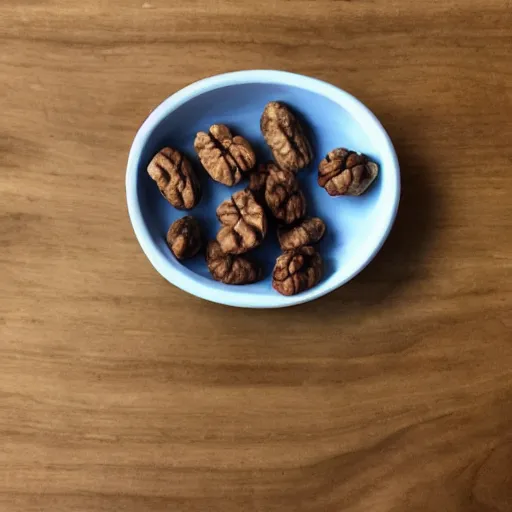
1, 1, 511, 511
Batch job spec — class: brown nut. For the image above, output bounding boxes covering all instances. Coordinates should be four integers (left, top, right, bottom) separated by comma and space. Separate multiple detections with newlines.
216, 189, 267, 254
318, 148, 379, 196
194, 124, 256, 186
277, 217, 326, 251
260, 102, 312, 172
166, 216, 202, 260
206, 240, 262, 285
265, 164, 306, 224
247, 162, 271, 203
147, 148, 201, 209
272, 246, 323, 296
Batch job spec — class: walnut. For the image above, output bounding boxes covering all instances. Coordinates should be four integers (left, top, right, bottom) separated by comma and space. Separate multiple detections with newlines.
247, 162, 271, 203
166, 216, 202, 260
206, 241, 262, 285
147, 148, 201, 209
318, 148, 379, 196
277, 217, 326, 251
216, 189, 267, 254
260, 102, 312, 172
272, 246, 323, 296
194, 124, 256, 186
265, 164, 306, 224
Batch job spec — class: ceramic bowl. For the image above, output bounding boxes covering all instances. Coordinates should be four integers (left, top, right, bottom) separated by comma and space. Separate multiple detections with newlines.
126, 70, 400, 308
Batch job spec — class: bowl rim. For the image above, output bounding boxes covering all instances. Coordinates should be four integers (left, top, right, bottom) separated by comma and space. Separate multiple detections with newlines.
126, 70, 400, 308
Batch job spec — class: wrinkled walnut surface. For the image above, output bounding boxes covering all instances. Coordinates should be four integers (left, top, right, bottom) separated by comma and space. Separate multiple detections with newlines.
265, 164, 306, 224
147, 147, 201, 209
260, 102, 312, 172
247, 162, 271, 202
277, 217, 326, 251
166, 216, 202, 260
206, 240, 262, 285
216, 189, 267, 254
318, 148, 379, 196
272, 245, 323, 296
194, 124, 256, 186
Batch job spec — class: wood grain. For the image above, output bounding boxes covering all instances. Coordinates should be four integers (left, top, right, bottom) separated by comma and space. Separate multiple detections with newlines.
1, 1, 511, 510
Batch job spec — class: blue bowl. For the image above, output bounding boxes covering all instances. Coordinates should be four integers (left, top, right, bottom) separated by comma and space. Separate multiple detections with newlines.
126, 71, 400, 308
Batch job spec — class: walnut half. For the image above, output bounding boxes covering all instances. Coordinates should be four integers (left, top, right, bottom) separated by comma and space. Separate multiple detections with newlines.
247, 162, 271, 203
206, 241, 262, 285
166, 216, 202, 260
216, 189, 267, 255
318, 148, 379, 196
194, 124, 256, 186
260, 102, 312, 172
277, 217, 326, 251
264, 163, 306, 224
272, 246, 323, 296
147, 148, 201, 209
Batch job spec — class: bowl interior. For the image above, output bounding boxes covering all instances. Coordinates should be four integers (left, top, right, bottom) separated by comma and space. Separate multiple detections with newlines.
131, 78, 398, 307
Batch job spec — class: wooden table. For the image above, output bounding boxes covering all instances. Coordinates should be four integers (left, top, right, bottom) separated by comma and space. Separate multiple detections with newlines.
1, 1, 511, 511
